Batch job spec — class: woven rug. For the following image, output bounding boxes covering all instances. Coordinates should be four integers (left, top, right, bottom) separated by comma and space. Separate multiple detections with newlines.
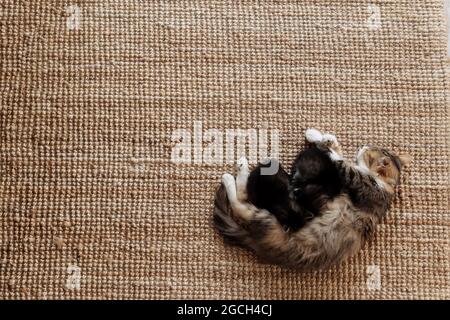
1, 1, 449, 299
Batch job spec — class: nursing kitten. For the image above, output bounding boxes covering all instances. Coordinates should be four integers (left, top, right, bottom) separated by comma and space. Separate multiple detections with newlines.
245, 146, 342, 232
244, 159, 304, 231
214, 129, 411, 270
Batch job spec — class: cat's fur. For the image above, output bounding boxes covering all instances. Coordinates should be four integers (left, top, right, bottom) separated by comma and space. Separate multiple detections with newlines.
214, 129, 411, 270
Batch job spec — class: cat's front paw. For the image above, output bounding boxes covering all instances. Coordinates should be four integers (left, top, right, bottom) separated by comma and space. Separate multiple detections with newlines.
306, 128, 339, 148
305, 128, 323, 143
322, 133, 338, 148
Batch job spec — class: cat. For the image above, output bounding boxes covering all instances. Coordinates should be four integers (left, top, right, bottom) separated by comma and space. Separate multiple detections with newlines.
244, 146, 342, 232
213, 128, 411, 270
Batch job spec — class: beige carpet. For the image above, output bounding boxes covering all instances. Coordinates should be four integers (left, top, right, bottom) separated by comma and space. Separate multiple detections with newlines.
1, 1, 449, 299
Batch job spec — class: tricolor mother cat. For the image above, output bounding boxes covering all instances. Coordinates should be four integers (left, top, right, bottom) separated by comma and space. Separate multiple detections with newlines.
214, 129, 411, 270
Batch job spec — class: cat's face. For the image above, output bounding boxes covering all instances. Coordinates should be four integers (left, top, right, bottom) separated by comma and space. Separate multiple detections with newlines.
356, 146, 411, 192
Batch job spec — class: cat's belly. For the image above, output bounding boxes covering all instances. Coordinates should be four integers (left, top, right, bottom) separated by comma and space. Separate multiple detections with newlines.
291, 193, 371, 266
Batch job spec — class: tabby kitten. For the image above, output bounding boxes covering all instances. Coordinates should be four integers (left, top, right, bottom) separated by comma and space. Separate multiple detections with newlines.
214, 129, 411, 270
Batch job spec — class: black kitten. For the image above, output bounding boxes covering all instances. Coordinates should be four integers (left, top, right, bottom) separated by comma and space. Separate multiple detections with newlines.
246, 146, 342, 231
289, 147, 342, 215
246, 160, 302, 230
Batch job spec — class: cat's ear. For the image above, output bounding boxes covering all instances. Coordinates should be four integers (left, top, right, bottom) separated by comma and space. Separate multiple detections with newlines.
376, 166, 387, 176
398, 154, 412, 167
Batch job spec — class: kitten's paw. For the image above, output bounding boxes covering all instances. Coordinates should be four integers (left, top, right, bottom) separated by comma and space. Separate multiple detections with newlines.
236, 157, 249, 173
222, 173, 235, 188
322, 133, 338, 148
305, 128, 323, 143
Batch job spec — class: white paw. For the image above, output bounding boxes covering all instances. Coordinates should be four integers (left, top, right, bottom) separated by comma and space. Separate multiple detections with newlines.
329, 150, 343, 161
356, 145, 369, 161
236, 157, 249, 172
222, 173, 235, 188
321, 133, 339, 149
305, 128, 323, 143
322, 133, 337, 145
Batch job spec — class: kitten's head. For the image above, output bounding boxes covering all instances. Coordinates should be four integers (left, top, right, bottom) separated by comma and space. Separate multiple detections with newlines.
356, 146, 411, 193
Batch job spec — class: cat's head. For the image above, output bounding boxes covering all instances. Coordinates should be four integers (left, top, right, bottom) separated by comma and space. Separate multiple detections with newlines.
356, 146, 411, 193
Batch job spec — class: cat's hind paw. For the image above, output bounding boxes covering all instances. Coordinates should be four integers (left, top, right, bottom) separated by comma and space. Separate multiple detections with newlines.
222, 173, 235, 189
236, 157, 249, 201
305, 128, 323, 143
236, 157, 249, 173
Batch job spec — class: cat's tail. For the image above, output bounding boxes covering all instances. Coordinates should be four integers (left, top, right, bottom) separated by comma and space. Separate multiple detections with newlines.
213, 184, 250, 248
213, 183, 296, 267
